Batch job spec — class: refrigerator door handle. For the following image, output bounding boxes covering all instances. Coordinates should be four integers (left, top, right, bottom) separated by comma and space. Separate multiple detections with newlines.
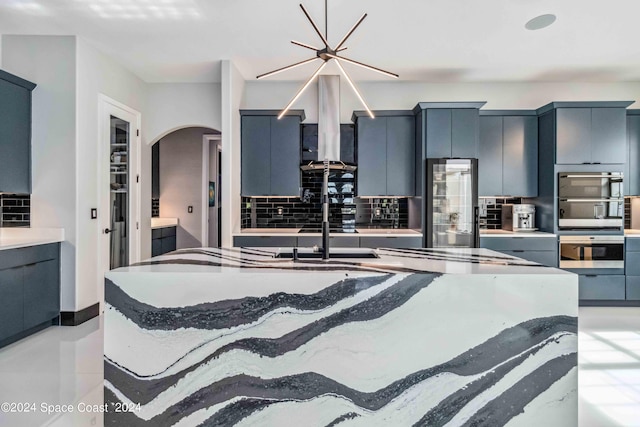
474, 205, 480, 248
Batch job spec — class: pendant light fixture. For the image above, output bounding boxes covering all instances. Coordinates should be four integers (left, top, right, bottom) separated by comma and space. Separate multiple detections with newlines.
257, 0, 398, 119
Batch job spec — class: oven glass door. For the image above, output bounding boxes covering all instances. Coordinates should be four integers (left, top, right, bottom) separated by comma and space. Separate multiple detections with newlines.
559, 240, 624, 269
558, 172, 623, 199
558, 172, 623, 229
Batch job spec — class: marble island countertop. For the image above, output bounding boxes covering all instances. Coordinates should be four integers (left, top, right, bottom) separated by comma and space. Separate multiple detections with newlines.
0, 227, 65, 251
236, 228, 423, 237
105, 246, 578, 426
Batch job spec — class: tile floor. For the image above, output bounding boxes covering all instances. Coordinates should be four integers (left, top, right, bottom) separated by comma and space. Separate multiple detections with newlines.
0, 308, 638, 427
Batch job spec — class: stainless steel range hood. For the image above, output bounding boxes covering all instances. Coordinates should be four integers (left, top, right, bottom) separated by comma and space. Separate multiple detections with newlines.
300, 75, 356, 172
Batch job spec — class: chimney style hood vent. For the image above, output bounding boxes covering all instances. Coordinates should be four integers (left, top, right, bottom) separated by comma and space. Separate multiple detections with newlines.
301, 75, 356, 172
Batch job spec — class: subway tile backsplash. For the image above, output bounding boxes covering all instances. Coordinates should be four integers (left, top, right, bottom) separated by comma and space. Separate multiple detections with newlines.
152, 198, 160, 218
479, 197, 522, 230
0, 194, 31, 227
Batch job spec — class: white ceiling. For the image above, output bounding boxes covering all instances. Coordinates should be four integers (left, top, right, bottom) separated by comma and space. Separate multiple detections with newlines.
1, 0, 640, 84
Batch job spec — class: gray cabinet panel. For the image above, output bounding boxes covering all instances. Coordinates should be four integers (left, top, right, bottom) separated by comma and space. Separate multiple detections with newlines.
451, 109, 478, 158
626, 237, 640, 251
625, 252, 640, 276
415, 112, 424, 197
591, 108, 626, 164
628, 116, 640, 195
297, 236, 360, 248
359, 236, 422, 248
152, 239, 162, 257
500, 250, 557, 267
0, 267, 24, 342
270, 116, 300, 196
161, 236, 176, 254
161, 226, 176, 238
23, 259, 59, 330
579, 274, 625, 300
241, 116, 271, 196
0, 78, 31, 193
386, 116, 415, 196
426, 109, 452, 158
357, 117, 387, 196
234, 236, 297, 247
503, 116, 538, 197
478, 116, 503, 196
626, 275, 640, 300
556, 108, 591, 164
480, 236, 557, 251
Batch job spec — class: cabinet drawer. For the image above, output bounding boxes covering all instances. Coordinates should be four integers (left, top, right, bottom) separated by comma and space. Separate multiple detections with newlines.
625, 237, 640, 252
161, 226, 176, 238
499, 250, 557, 267
297, 236, 360, 248
625, 276, 640, 300
625, 252, 640, 275
234, 236, 297, 247
579, 275, 625, 300
152, 229, 162, 240
359, 236, 422, 249
480, 236, 556, 251
0, 243, 59, 271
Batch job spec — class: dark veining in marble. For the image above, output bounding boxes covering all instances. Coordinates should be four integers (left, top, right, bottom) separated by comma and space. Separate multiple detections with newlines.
105, 274, 391, 331
380, 247, 547, 267
459, 353, 577, 427
197, 399, 274, 427
326, 412, 361, 426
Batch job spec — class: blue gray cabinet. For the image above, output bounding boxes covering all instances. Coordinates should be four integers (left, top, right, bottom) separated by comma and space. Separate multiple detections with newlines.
579, 275, 625, 301
480, 235, 557, 267
152, 227, 176, 257
240, 110, 304, 196
354, 112, 415, 196
478, 113, 538, 197
0, 243, 60, 348
626, 112, 640, 196
544, 104, 631, 164
359, 236, 422, 249
625, 237, 640, 301
0, 70, 36, 194
233, 234, 422, 248
234, 235, 297, 247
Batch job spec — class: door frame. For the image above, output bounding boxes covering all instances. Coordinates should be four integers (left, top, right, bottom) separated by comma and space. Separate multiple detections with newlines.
202, 134, 221, 247
98, 94, 141, 286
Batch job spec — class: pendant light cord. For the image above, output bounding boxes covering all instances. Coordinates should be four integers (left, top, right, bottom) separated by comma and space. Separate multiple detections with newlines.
325, 0, 328, 41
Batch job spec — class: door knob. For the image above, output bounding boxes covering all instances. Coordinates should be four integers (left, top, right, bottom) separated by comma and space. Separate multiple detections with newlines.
104, 228, 113, 234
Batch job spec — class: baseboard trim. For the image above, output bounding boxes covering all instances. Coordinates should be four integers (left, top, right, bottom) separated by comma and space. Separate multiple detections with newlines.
60, 302, 100, 326
580, 300, 640, 307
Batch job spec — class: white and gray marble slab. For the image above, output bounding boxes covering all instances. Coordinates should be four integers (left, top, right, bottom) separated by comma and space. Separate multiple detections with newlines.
104, 247, 578, 426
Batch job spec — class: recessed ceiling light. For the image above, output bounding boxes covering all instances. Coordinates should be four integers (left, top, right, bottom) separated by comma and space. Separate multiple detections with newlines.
525, 14, 556, 30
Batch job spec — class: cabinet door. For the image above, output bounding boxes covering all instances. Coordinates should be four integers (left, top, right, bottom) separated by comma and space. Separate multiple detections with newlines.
386, 116, 415, 196
579, 274, 625, 300
234, 236, 297, 247
357, 117, 387, 196
426, 109, 452, 158
0, 267, 24, 342
161, 235, 176, 254
452, 109, 479, 158
556, 108, 591, 164
591, 108, 626, 164
270, 116, 300, 196
152, 238, 162, 257
241, 116, 271, 196
626, 275, 640, 300
23, 259, 59, 330
0, 80, 31, 193
500, 250, 557, 267
478, 116, 503, 196
359, 236, 422, 248
503, 116, 538, 197
628, 115, 640, 196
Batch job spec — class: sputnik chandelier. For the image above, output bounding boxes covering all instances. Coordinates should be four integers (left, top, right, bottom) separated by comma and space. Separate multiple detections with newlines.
257, 0, 398, 119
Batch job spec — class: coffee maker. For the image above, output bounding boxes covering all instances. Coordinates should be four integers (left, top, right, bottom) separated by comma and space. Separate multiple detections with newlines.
502, 204, 536, 231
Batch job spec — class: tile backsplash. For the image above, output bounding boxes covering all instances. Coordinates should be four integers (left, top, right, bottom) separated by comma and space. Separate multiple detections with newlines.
152, 198, 159, 218
0, 194, 31, 227
479, 197, 522, 230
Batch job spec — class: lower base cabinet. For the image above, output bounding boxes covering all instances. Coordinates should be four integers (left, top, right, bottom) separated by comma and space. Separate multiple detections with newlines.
625, 276, 640, 300
359, 236, 422, 249
498, 250, 557, 266
233, 235, 423, 249
479, 236, 558, 267
579, 274, 625, 301
0, 243, 60, 347
152, 227, 177, 256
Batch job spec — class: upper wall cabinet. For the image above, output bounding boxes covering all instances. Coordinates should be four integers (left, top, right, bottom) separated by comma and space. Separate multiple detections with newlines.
413, 102, 485, 160
353, 111, 415, 197
627, 111, 640, 196
537, 102, 632, 165
0, 70, 36, 194
479, 112, 538, 197
240, 110, 304, 197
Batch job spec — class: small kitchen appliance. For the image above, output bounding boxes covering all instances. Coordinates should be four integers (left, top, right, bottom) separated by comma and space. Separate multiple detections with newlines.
502, 204, 537, 231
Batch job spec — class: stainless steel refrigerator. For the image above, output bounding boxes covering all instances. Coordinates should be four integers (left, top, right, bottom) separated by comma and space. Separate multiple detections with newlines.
425, 158, 480, 248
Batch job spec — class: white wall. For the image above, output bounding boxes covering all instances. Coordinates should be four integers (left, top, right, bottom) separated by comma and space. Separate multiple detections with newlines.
145, 83, 222, 143
158, 127, 213, 249
76, 38, 148, 312
243, 80, 640, 122
221, 60, 245, 246
2, 35, 78, 311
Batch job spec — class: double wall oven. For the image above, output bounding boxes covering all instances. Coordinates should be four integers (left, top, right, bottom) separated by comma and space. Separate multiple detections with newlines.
558, 172, 623, 231
559, 235, 624, 273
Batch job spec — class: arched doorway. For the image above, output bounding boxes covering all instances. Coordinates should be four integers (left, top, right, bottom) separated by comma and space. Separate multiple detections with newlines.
150, 126, 221, 251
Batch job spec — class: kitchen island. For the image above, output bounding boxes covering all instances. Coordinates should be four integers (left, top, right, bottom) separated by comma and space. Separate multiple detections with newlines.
104, 247, 578, 426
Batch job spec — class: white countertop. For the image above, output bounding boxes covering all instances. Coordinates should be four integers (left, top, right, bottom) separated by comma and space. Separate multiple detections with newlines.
236, 228, 423, 237
480, 230, 557, 238
0, 228, 65, 251
625, 229, 640, 237
151, 217, 179, 229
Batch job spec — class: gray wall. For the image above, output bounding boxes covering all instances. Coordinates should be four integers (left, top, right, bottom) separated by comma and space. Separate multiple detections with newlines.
159, 127, 215, 249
